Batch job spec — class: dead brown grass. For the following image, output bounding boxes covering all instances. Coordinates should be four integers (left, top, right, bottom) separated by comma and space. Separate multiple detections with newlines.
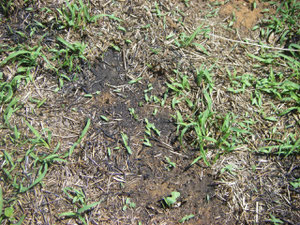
0, 0, 299, 224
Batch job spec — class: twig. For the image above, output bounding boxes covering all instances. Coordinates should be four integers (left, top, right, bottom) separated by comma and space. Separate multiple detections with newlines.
209, 33, 300, 52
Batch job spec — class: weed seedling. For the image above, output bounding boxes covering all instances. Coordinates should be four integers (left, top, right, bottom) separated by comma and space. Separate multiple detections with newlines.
165, 157, 176, 170
63, 187, 86, 205
162, 191, 180, 208
121, 132, 132, 155
142, 136, 152, 147
129, 108, 138, 120
0, 200, 25, 224
145, 118, 160, 136
179, 214, 195, 223
123, 198, 136, 211
59, 201, 102, 225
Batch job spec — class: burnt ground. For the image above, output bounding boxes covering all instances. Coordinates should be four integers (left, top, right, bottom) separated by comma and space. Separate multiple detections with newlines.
0, 0, 299, 224
50, 47, 226, 224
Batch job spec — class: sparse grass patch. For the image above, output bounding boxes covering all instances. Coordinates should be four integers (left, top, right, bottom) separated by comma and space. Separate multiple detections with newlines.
254, 0, 300, 48
48, 36, 87, 85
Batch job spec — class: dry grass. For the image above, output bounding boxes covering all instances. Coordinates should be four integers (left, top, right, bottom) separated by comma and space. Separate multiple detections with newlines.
0, 0, 299, 224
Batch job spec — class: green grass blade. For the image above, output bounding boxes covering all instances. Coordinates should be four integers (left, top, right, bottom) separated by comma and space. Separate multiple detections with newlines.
3, 168, 13, 180
193, 43, 209, 55
0, 50, 30, 66
184, 25, 203, 47
57, 36, 75, 51
4, 97, 19, 126
121, 132, 132, 154
279, 107, 300, 116
286, 138, 300, 157
179, 214, 195, 223
4, 150, 15, 167
15, 215, 26, 225
65, 118, 90, 158
78, 214, 87, 225
190, 155, 202, 166
24, 120, 41, 139
2, 84, 13, 103
203, 90, 212, 111
77, 201, 101, 214
43, 154, 60, 163
20, 163, 48, 193
59, 212, 77, 217
247, 53, 273, 64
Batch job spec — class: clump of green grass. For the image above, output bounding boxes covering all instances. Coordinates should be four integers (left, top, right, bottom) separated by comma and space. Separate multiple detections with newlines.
56, 0, 100, 30
59, 199, 102, 225
173, 24, 210, 55
258, 133, 300, 157
41, 0, 122, 31
0, 44, 45, 128
51, 36, 87, 69
164, 67, 252, 166
0, 116, 90, 223
253, 0, 300, 48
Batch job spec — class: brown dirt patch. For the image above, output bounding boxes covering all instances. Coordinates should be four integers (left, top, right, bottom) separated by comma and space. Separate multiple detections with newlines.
217, 0, 269, 29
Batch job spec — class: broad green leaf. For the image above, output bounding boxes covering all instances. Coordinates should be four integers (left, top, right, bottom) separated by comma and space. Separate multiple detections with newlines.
164, 191, 180, 207
4, 207, 14, 218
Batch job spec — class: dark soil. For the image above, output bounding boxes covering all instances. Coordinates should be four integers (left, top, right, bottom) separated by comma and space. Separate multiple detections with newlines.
58, 47, 229, 224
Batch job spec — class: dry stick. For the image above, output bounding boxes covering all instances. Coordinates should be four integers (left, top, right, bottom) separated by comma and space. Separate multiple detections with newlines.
209, 33, 300, 52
